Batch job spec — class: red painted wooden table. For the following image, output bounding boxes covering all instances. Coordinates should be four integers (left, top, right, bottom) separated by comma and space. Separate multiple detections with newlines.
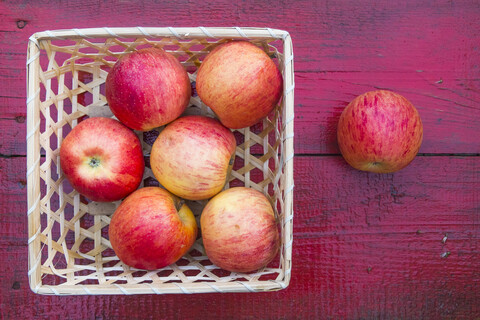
1, 0, 479, 319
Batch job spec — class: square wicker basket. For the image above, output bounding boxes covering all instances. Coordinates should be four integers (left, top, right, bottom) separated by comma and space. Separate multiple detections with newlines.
26, 27, 294, 295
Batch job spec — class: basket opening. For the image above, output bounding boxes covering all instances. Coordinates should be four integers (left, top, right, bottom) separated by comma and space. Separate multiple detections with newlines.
143, 176, 160, 188
143, 129, 161, 146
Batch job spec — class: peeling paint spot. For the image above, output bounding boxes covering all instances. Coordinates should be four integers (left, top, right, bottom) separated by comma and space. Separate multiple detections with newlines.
442, 234, 448, 244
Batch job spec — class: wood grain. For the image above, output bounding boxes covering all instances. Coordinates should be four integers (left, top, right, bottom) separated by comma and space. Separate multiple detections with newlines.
3, 71, 479, 156
0, 0, 479, 319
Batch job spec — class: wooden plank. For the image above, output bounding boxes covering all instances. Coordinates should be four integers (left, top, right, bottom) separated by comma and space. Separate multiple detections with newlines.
1, 0, 479, 73
1, 156, 478, 318
3, 70, 478, 156
294, 72, 480, 154
294, 155, 480, 250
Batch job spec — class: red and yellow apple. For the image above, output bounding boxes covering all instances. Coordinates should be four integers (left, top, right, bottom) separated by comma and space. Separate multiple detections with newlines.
196, 41, 283, 129
60, 117, 144, 202
109, 187, 197, 270
200, 187, 280, 273
337, 90, 423, 173
150, 115, 236, 201
106, 47, 191, 131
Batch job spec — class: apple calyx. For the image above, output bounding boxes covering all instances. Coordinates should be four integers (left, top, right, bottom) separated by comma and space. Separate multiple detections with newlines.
88, 157, 101, 168
368, 162, 381, 170
364, 161, 394, 174
370, 162, 381, 167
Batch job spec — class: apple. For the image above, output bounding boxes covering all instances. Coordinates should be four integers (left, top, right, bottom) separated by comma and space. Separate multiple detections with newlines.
150, 115, 236, 201
109, 187, 197, 270
200, 187, 280, 273
106, 47, 191, 131
60, 117, 144, 202
196, 41, 283, 129
337, 90, 423, 173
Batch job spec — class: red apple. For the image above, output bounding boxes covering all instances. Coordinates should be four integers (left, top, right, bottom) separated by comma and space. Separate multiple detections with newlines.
196, 41, 283, 129
200, 187, 280, 273
106, 47, 191, 131
150, 115, 236, 201
337, 90, 423, 173
109, 187, 197, 270
60, 117, 144, 202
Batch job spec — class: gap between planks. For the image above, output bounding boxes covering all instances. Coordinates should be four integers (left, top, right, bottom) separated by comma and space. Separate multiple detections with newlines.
2, 154, 480, 158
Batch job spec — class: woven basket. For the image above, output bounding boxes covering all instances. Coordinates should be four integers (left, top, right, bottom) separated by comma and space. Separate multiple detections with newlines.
26, 27, 294, 295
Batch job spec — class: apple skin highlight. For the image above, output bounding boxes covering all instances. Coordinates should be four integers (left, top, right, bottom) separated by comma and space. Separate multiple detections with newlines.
150, 115, 236, 201
196, 41, 283, 129
201, 187, 280, 273
60, 117, 144, 202
106, 47, 191, 131
109, 187, 198, 270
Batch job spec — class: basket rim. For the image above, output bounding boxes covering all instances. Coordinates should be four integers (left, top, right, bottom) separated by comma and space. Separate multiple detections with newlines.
32, 279, 290, 296
26, 27, 295, 295
29, 26, 290, 42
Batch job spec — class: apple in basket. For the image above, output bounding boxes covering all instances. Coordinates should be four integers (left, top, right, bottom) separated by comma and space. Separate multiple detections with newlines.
106, 47, 191, 131
196, 41, 283, 129
201, 187, 280, 273
337, 90, 423, 173
150, 115, 236, 201
60, 117, 144, 202
109, 187, 198, 270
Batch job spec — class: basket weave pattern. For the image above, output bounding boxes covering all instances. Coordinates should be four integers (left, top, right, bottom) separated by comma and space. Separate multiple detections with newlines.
26, 27, 294, 295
